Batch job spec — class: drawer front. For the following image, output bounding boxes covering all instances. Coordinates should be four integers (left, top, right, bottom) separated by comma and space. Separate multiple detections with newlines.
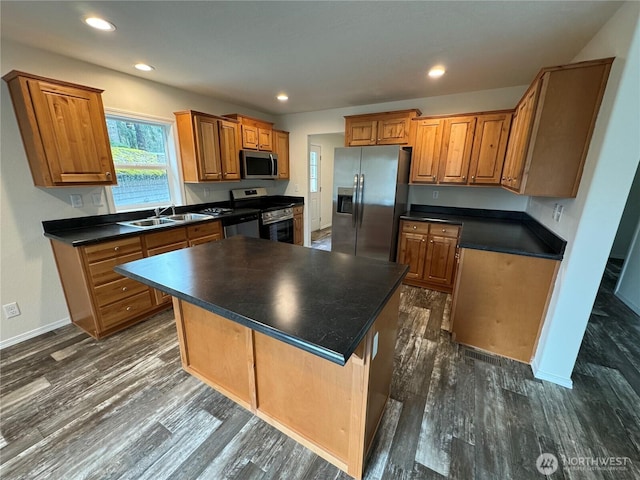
430, 224, 460, 238
402, 221, 430, 234
187, 221, 221, 239
87, 252, 144, 286
84, 237, 142, 263
98, 290, 153, 330
94, 277, 149, 308
293, 205, 304, 215
147, 241, 189, 257
144, 227, 187, 250
188, 234, 221, 247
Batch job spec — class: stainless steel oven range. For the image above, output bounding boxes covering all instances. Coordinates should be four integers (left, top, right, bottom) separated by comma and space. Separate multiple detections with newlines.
231, 188, 295, 244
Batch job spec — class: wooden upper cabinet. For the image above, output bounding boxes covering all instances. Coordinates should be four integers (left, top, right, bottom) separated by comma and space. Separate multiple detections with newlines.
174, 110, 240, 182
468, 112, 513, 185
410, 118, 442, 183
502, 58, 613, 197
438, 116, 476, 184
3, 71, 116, 187
272, 130, 290, 179
344, 109, 421, 147
224, 114, 274, 151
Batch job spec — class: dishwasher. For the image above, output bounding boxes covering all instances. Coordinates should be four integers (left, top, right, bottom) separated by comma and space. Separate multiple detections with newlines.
222, 212, 260, 239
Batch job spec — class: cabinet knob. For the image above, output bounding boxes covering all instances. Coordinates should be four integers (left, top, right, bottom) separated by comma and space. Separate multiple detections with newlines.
413, 225, 417, 230
122, 287, 128, 292
442, 228, 446, 232
430, 240, 434, 243
126, 306, 132, 311
106, 172, 111, 177
502, 177, 506, 181
422, 239, 425, 242
508, 177, 512, 181
462, 176, 466, 181
432, 175, 436, 179
114, 246, 119, 251
471, 176, 475, 181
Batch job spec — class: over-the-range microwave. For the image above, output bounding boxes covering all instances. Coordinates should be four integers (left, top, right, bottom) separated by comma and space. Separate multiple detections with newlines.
240, 150, 279, 180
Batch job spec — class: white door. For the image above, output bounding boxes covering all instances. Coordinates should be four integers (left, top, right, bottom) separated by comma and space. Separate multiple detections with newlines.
309, 144, 321, 231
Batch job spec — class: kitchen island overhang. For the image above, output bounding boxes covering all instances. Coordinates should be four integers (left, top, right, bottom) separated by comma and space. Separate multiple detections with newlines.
115, 236, 408, 479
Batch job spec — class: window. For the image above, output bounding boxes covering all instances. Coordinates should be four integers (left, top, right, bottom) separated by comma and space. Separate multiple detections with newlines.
106, 114, 181, 211
309, 150, 319, 194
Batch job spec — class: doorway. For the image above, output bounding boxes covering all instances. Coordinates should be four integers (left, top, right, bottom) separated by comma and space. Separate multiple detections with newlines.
309, 144, 321, 232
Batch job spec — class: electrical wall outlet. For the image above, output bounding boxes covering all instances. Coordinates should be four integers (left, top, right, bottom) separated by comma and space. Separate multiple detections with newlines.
3, 302, 21, 319
70, 194, 83, 208
203, 187, 210, 198
432, 190, 439, 199
91, 192, 103, 206
555, 204, 564, 222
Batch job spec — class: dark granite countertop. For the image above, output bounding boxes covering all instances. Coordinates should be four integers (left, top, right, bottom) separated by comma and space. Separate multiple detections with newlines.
401, 206, 566, 260
115, 236, 408, 366
42, 196, 303, 247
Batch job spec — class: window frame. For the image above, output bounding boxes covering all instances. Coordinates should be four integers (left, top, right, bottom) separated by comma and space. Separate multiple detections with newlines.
104, 108, 184, 213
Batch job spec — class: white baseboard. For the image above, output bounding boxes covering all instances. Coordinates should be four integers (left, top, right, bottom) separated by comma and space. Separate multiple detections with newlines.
531, 358, 574, 389
0, 317, 71, 350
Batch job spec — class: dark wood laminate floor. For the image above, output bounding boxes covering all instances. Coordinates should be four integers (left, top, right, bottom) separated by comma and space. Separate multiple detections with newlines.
311, 227, 331, 251
1, 260, 639, 479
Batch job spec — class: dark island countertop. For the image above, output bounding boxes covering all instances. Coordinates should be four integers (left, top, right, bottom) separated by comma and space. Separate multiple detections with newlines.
402, 206, 566, 260
115, 236, 408, 366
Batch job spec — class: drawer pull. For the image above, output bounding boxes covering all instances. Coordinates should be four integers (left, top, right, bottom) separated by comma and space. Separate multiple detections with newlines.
126, 306, 132, 311
413, 225, 417, 230
430, 240, 434, 243
442, 228, 446, 232
122, 287, 128, 292
114, 246, 119, 252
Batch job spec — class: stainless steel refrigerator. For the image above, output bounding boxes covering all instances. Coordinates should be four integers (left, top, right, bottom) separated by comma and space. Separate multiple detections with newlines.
331, 146, 410, 262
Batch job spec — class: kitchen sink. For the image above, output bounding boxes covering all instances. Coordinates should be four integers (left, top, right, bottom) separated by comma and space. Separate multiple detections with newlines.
118, 213, 215, 229
164, 213, 214, 222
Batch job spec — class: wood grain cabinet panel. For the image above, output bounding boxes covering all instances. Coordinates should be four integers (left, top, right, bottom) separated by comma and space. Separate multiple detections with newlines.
3, 71, 116, 187
272, 130, 290, 180
344, 109, 421, 147
224, 114, 274, 152
397, 220, 460, 293
438, 116, 476, 184
501, 58, 613, 197
410, 118, 442, 183
293, 205, 304, 246
175, 110, 241, 183
468, 112, 513, 185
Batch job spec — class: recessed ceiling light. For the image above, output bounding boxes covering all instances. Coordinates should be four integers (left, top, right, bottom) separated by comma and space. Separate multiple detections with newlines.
84, 17, 116, 31
428, 66, 446, 78
276, 94, 289, 101
134, 63, 155, 72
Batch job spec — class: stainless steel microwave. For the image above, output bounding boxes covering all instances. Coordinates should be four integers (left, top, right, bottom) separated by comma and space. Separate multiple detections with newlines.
240, 150, 278, 180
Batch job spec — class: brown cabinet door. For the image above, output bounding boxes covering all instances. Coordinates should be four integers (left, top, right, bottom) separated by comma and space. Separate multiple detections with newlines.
347, 120, 378, 146
293, 212, 303, 245
410, 118, 442, 183
219, 119, 241, 180
273, 131, 290, 179
28, 79, 116, 185
194, 115, 223, 180
438, 116, 476, 184
424, 235, 458, 286
377, 117, 410, 145
468, 113, 513, 185
397, 231, 427, 281
258, 128, 273, 151
242, 125, 259, 149
502, 81, 540, 191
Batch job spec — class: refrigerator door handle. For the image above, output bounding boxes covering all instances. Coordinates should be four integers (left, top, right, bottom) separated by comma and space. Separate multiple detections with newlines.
359, 174, 365, 227
352, 174, 359, 227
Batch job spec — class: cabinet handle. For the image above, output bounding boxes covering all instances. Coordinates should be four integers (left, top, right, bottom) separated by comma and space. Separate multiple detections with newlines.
462, 176, 466, 181
114, 246, 119, 252
442, 228, 446, 232
422, 239, 425, 242
471, 176, 475, 181
126, 306, 132, 311
106, 172, 111, 177
432, 175, 436, 179
502, 177, 506, 181
413, 225, 417, 230
122, 286, 128, 292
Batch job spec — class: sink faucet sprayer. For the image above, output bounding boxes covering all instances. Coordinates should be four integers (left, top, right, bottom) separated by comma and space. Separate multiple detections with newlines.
154, 204, 175, 217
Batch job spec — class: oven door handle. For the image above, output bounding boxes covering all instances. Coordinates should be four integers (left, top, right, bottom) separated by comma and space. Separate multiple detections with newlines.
270, 154, 277, 177
352, 174, 359, 228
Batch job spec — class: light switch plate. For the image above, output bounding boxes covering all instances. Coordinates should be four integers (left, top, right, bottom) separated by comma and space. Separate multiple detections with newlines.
70, 194, 83, 208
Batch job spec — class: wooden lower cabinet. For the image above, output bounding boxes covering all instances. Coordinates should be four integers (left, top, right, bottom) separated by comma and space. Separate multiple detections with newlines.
293, 205, 304, 245
397, 220, 460, 293
51, 220, 222, 339
172, 287, 400, 480
450, 248, 559, 363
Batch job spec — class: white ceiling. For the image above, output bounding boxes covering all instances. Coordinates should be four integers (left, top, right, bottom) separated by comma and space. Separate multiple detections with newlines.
0, 1, 622, 115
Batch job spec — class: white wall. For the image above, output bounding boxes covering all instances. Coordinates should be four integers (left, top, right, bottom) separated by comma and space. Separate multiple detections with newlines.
308, 133, 344, 230
0, 40, 280, 346
529, 2, 640, 387
409, 185, 528, 211
280, 85, 529, 244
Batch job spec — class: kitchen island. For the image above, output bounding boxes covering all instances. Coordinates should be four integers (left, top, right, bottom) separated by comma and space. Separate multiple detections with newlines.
115, 236, 408, 479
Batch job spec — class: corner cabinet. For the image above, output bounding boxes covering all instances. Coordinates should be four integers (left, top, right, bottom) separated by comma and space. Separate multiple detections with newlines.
49, 220, 223, 339
3, 70, 117, 187
410, 111, 512, 186
272, 129, 290, 180
501, 58, 613, 197
174, 110, 241, 182
293, 205, 304, 245
396, 220, 460, 293
344, 109, 421, 147
224, 114, 274, 151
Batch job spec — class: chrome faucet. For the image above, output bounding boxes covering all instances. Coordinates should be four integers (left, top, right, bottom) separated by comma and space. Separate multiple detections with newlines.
154, 204, 175, 217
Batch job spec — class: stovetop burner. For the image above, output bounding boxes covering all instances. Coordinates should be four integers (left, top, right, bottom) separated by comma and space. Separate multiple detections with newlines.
200, 207, 233, 216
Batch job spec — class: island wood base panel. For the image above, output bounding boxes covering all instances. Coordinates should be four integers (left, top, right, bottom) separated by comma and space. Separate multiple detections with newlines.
171, 288, 400, 480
